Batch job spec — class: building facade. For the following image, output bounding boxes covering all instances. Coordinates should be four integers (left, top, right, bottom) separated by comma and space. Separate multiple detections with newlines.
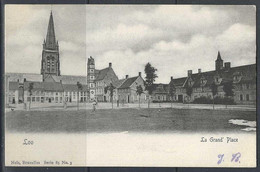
86, 56, 119, 102
5, 12, 88, 106
169, 52, 256, 105
117, 73, 147, 104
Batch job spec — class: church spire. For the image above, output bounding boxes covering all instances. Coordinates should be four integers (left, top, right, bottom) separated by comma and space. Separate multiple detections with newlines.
45, 11, 56, 49
215, 51, 223, 71
217, 51, 222, 60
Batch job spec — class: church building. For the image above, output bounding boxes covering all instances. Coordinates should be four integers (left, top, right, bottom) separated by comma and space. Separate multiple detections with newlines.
5, 11, 113, 106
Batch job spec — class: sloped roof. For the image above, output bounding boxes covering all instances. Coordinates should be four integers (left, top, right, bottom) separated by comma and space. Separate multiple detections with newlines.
170, 64, 256, 88
5, 73, 87, 85
112, 79, 126, 88
63, 84, 88, 91
118, 76, 138, 89
24, 81, 63, 92
6, 73, 43, 82
95, 68, 110, 81
52, 75, 87, 85
153, 84, 169, 94
9, 81, 19, 91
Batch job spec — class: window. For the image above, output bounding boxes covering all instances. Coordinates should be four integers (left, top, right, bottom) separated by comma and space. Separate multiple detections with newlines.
90, 83, 94, 88
27, 97, 31, 102
246, 94, 249, 101
246, 84, 250, 89
32, 97, 35, 102
240, 94, 243, 101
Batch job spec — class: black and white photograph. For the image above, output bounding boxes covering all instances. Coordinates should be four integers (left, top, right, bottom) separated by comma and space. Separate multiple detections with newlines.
4, 5, 256, 167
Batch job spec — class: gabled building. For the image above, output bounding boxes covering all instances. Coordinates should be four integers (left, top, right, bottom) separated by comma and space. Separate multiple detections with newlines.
5, 11, 88, 106
151, 84, 169, 102
169, 52, 256, 105
87, 56, 119, 102
117, 73, 147, 103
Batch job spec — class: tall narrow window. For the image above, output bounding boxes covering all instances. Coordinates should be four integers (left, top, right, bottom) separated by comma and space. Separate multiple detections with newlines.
240, 94, 243, 101
246, 94, 249, 101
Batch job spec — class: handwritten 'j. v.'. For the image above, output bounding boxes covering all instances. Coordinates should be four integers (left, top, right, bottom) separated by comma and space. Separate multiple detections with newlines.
217, 152, 241, 165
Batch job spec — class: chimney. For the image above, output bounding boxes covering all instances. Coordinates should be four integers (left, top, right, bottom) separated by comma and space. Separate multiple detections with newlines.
109, 63, 112, 68
171, 76, 173, 81
198, 69, 201, 73
125, 75, 129, 79
17, 79, 19, 83
138, 72, 141, 76
188, 70, 192, 77
224, 62, 231, 70
24, 78, 26, 82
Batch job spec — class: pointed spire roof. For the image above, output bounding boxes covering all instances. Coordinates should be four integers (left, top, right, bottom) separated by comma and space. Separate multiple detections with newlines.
45, 11, 56, 49
216, 51, 223, 61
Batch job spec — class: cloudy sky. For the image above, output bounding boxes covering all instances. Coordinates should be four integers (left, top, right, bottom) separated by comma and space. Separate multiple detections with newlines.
5, 5, 256, 83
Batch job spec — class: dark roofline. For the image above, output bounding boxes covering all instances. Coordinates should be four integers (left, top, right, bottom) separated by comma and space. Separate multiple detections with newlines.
171, 63, 256, 80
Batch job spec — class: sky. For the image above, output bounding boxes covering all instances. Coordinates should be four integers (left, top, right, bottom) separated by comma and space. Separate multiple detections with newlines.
5, 5, 256, 83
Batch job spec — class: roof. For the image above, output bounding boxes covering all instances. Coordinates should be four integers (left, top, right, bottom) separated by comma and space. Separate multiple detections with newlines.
45, 11, 57, 50
52, 75, 87, 85
118, 76, 138, 89
94, 68, 110, 81
153, 84, 169, 94
63, 84, 88, 91
112, 79, 126, 88
170, 64, 256, 88
6, 73, 43, 82
5, 73, 87, 85
24, 81, 63, 92
9, 81, 19, 91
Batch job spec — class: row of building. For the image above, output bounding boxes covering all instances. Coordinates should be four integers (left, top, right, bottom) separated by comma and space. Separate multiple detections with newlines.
5, 11, 256, 106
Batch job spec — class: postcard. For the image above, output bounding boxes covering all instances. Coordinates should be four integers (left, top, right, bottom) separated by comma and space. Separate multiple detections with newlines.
4, 5, 256, 167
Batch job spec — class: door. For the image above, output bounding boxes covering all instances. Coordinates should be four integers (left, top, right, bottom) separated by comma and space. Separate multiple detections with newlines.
178, 95, 183, 103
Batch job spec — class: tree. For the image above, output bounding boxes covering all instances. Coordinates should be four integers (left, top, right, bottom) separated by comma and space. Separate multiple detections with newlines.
136, 85, 144, 108
223, 81, 234, 108
144, 63, 158, 108
105, 83, 116, 109
77, 82, 83, 111
169, 81, 175, 108
28, 82, 34, 110
210, 82, 218, 109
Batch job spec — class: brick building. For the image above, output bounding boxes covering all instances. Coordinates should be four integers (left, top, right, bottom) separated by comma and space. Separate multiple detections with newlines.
117, 73, 147, 103
5, 11, 88, 106
169, 52, 256, 105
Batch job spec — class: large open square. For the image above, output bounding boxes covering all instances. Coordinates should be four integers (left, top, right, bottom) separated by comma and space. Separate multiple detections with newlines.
6, 107, 256, 133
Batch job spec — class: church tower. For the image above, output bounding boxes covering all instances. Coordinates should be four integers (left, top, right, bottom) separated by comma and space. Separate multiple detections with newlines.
87, 56, 96, 100
215, 51, 223, 71
41, 11, 60, 81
